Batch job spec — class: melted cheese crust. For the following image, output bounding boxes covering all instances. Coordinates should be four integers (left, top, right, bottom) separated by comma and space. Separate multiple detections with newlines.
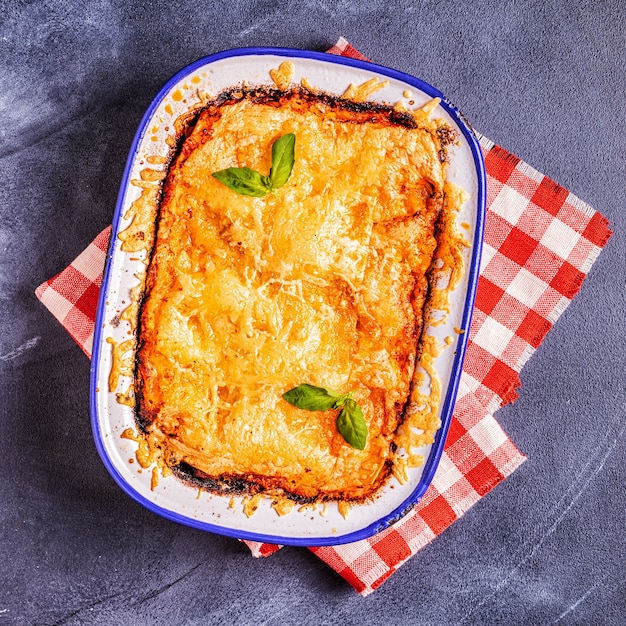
135, 88, 453, 503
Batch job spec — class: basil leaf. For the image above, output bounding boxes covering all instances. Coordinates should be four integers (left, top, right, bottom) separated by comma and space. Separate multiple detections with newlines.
282, 383, 341, 412
212, 167, 270, 197
337, 398, 368, 450
212, 134, 295, 197
283, 383, 368, 450
268, 133, 295, 189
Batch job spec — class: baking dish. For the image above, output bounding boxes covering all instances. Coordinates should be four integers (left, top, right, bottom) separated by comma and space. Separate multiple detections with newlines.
90, 47, 486, 546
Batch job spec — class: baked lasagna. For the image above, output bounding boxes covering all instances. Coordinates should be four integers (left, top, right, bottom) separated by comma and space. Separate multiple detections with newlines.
133, 85, 457, 506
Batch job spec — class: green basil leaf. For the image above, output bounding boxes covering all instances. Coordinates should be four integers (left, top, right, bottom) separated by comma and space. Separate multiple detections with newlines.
212, 134, 295, 197
268, 133, 295, 189
282, 383, 342, 411
212, 167, 271, 197
336, 398, 368, 450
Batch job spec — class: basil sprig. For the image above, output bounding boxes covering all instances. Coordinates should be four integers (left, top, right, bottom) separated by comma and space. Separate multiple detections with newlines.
336, 398, 368, 451
212, 133, 295, 197
282, 383, 368, 450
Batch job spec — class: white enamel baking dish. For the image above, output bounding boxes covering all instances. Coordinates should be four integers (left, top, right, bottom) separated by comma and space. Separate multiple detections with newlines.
90, 47, 486, 546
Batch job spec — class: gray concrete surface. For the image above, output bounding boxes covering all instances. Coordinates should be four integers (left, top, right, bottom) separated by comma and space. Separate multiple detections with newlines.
1, 1, 624, 624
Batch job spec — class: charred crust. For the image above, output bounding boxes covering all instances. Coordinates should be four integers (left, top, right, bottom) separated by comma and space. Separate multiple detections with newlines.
171, 461, 394, 506
195, 85, 419, 130
132, 364, 156, 432
436, 125, 458, 163
436, 125, 457, 147
172, 464, 319, 505
173, 463, 270, 496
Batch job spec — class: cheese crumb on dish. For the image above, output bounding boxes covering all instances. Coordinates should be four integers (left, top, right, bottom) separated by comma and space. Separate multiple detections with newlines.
342, 76, 389, 101
269, 61, 295, 89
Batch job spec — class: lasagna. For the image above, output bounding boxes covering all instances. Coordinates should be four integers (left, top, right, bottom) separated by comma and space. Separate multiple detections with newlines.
133, 85, 458, 507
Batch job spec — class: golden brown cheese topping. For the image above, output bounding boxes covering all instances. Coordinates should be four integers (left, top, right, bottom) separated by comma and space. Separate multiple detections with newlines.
134, 87, 456, 504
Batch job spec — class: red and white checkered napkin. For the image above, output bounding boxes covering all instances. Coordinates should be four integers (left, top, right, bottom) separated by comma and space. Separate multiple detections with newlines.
35, 39, 612, 596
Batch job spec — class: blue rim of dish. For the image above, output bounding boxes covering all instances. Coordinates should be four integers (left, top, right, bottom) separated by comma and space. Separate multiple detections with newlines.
90, 46, 486, 547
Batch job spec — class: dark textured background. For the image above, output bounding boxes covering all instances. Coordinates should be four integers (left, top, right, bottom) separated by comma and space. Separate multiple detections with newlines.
1, 1, 625, 624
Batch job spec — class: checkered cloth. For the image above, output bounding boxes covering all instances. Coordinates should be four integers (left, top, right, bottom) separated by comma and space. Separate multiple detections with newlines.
35, 38, 612, 596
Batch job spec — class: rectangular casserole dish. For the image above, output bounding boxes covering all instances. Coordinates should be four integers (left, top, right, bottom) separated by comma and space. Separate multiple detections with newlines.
90, 47, 486, 546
